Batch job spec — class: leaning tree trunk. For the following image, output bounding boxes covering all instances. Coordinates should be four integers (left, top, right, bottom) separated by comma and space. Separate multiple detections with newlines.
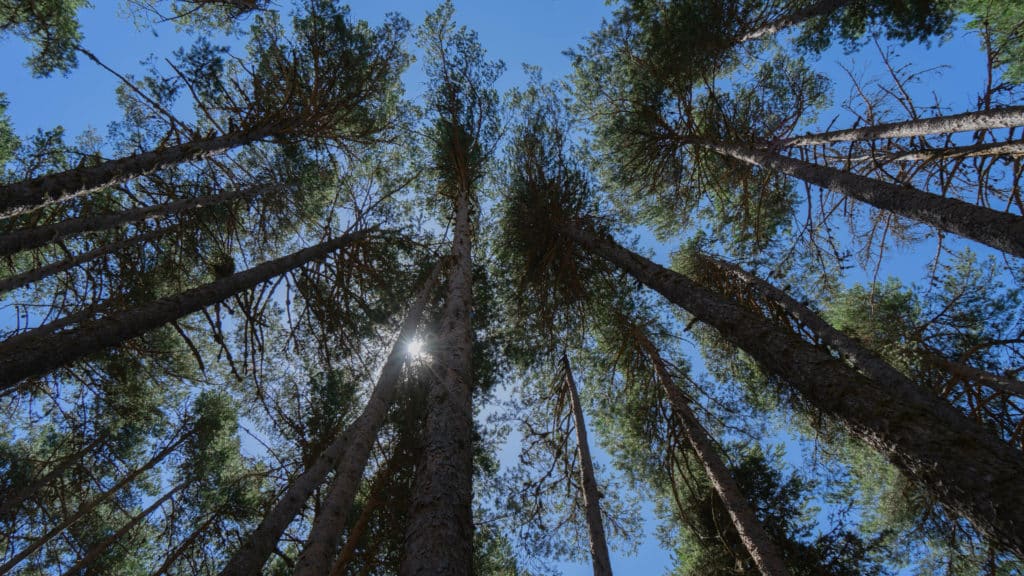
738, 0, 851, 42
561, 354, 614, 576
696, 138, 1024, 257
849, 139, 1024, 165
0, 125, 278, 220
567, 222, 1024, 559
59, 482, 186, 576
779, 106, 1024, 147
399, 185, 476, 576
0, 434, 187, 574
0, 223, 181, 294
0, 227, 375, 390
151, 513, 220, 576
0, 182, 270, 258
634, 330, 791, 576
287, 263, 445, 576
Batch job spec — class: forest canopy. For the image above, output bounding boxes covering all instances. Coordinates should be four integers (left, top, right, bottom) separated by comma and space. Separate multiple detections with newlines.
1, 0, 1023, 575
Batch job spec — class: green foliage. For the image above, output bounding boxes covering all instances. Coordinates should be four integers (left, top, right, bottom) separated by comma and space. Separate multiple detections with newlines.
960, 0, 1024, 84
0, 0, 86, 76
796, 0, 956, 52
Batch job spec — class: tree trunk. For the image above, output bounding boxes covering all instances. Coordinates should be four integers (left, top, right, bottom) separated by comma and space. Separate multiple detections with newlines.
738, 0, 852, 42
0, 228, 375, 390
0, 223, 181, 294
849, 139, 1024, 164
399, 187, 475, 576
0, 126, 277, 220
0, 436, 104, 521
151, 512, 220, 576
59, 482, 186, 576
561, 354, 614, 576
0, 434, 187, 574
698, 139, 1024, 257
634, 330, 791, 576
0, 182, 269, 258
780, 106, 1024, 147
217, 259, 441, 576
328, 449, 403, 576
568, 223, 1024, 559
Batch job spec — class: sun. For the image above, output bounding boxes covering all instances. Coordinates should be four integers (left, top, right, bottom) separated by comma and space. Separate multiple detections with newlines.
406, 338, 426, 359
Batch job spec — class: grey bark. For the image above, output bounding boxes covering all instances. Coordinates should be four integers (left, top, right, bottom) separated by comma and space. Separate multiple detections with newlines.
399, 187, 475, 576
0, 435, 186, 574
698, 139, 1024, 257
561, 354, 613, 576
0, 228, 375, 390
849, 139, 1024, 164
739, 0, 852, 42
0, 223, 181, 295
0, 125, 276, 220
288, 262, 444, 576
568, 223, 1024, 559
780, 106, 1024, 147
0, 182, 268, 258
635, 331, 790, 576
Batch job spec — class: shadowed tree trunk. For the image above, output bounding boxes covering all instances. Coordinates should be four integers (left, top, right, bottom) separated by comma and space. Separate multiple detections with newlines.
217, 260, 440, 576
739, 0, 851, 42
0, 182, 269, 258
780, 106, 1024, 147
0, 125, 279, 220
567, 222, 1024, 559
0, 227, 375, 390
634, 329, 791, 576
560, 354, 613, 576
695, 138, 1024, 257
151, 513, 220, 576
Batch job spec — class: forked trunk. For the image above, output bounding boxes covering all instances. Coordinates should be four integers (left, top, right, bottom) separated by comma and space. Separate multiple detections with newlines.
698, 139, 1024, 257
569, 223, 1024, 558
217, 260, 441, 576
0, 126, 277, 220
780, 106, 1024, 147
561, 354, 613, 576
0, 228, 375, 389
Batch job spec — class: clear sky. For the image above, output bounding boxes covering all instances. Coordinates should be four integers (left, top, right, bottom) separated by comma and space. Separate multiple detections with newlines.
0, 1, 1005, 574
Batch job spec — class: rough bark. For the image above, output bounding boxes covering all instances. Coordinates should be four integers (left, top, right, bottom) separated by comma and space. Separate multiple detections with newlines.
217, 258, 441, 576
635, 331, 791, 576
0, 182, 268, 258
399, 188, 475, 576
698, 139, 1024, 257
561, 354, 613, 576
0, 436, 104, 521
739, 0, 852, 42
59, 482, 186, 576
780, 106, 1024, 147
568, 223, 1024, 559
0, 223, 180, 294
849, 139, 1024, 164
0, 435, 186, 574
0, 125, 277, 220
0, 228, 375, 390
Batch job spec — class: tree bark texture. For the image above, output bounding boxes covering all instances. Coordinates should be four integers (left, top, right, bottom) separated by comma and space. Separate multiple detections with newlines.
288, 263, 445, 576
0, 182, 269, 258
568, 223, 1024, 559
0, 126, 276, 220
0, 228, 374, 390
399, 189, 475, 576
780, 106, 1024, 146
739, 0, 852, 42
699, 139, 1024, 257
561, 354, 614, 576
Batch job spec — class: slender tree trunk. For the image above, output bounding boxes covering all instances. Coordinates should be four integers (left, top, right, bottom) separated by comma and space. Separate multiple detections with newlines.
0, 436, 104, 521
561, 354, 613, 576
849, 139, 1024, 164
328, 449, 403, 576
921, 353, 1024, 398
568, 223, 1024, 559
634, 331, 791, 576
0, 126, 277, 220
0, 435, 187, 574
59, 482, 186, 576
0, 223, 181, 294
0, 182, 269, 258
780, 106, 1024, 147
0, 228, 375, 390
151, 513, 220, 576
697, 139, 1024, 257
738, 0, 851, 42
399, 186, 475, 576
218, 260, 441, 576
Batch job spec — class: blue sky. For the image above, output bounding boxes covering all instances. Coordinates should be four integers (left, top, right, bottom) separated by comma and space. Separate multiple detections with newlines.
0, 1, 1008, 574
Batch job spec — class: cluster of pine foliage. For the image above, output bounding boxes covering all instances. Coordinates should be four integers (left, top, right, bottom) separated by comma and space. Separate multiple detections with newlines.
1, 0, 1023, 574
